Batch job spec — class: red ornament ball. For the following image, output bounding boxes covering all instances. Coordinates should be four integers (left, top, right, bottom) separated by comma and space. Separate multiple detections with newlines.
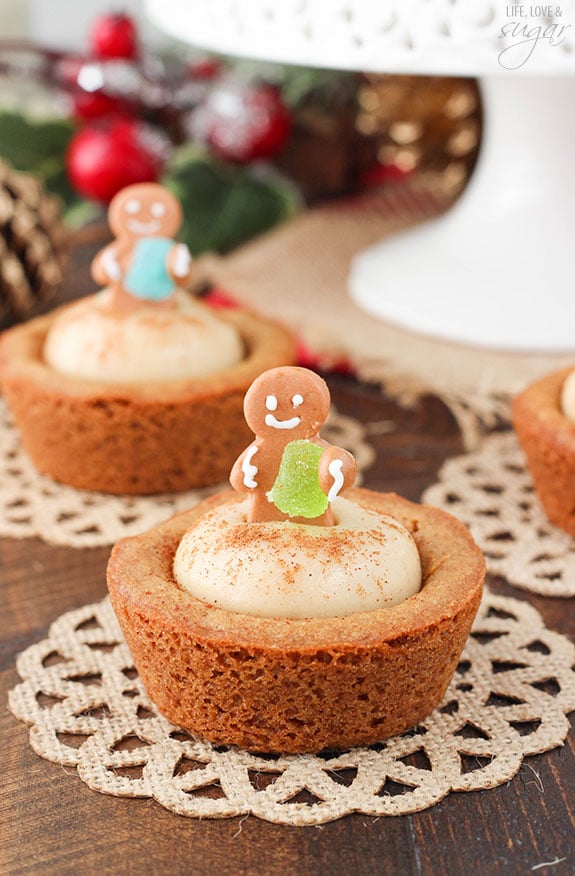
202, 82, 292, 163
358, 162, 410, 189
89, 12, 139, 60
187, 57, 222, 81
66, 118, 166, 202
57, 56, 132, 121
70, 90, 131, 122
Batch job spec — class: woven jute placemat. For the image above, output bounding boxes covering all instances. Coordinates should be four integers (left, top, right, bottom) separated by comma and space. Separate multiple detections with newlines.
9, 588, 575, 824
198, 178, 574, 448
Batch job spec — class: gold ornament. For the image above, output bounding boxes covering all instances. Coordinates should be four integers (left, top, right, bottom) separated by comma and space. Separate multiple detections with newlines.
0, 160, 68, 326
356, 75, 481, 190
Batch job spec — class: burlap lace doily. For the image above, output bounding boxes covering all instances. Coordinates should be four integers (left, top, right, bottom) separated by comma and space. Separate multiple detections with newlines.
9, 588, 574, 825
423, 431, 575, 598
0, 398, 374, 548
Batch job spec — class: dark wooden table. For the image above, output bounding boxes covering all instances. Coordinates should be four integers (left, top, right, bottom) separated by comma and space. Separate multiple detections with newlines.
2, 239, 574, 875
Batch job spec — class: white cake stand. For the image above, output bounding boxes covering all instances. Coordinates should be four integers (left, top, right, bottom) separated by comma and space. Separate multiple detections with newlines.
146, 0, 575, 351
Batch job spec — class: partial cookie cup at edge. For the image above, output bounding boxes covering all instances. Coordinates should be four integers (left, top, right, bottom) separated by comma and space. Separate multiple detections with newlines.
512, 367, 575, 536
0, 304, 296, 495
106, 487, 486, 753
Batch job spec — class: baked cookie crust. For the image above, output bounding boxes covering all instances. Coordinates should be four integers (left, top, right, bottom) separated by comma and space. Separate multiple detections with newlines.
512, 367, 575, 536
107, 488, 485, 753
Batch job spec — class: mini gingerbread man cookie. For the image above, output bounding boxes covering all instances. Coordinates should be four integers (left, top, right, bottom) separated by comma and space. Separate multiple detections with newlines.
230, 366, 357, 525
91, 183, 194, 311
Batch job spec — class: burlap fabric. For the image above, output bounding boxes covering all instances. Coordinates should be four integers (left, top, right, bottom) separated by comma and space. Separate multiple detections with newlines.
9, 588, 575, 824
424, 431, 575, 598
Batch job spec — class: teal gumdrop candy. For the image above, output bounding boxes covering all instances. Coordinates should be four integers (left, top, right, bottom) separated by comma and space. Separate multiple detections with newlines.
124, 237, 175, 301
268, 440, 329, 519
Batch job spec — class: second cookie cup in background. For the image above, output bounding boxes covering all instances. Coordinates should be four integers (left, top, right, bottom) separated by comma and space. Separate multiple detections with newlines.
512, 366, 575, 536
0, 304, 296, 494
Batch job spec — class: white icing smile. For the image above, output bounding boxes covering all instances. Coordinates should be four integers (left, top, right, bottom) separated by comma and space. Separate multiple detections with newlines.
265, 414, 301, 430
126, 219, 162, 234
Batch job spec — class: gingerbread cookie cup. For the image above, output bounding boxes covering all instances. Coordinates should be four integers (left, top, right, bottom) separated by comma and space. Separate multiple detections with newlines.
107, 488, 485, 753
0, 305, 295, 494
512, 367, 575, 536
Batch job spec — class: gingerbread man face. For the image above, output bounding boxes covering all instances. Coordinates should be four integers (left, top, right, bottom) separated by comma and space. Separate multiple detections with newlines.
108, 183, 182, 242
243, 366, 331, 442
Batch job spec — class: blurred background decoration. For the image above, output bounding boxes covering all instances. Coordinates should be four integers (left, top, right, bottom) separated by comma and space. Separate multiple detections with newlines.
0, 2, 481, 325
0, 158, 68, 325
356, 74, 480, 196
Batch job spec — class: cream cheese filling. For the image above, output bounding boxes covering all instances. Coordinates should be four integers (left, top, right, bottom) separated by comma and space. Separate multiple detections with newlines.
173, 497, 422, 619
561, 370, 575, 422
43, 289, 244, 382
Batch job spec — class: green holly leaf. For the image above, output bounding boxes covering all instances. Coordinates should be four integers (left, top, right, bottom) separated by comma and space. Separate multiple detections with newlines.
0, 112, 74, 172
163, 148, 300, 255
0, 111, 81, 212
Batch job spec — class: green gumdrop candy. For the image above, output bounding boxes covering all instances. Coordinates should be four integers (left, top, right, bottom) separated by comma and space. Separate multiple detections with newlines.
268, 440, 329, 519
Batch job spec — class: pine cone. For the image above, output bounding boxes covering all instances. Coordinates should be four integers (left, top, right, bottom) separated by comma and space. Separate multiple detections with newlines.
0, 160, 68, 327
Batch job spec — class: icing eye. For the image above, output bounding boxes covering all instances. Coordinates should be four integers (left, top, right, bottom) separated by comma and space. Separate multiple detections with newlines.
125, 199, 140, 215
292, 394, 304, 408
265, 395, 278, 411
151, 201, 166, 218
